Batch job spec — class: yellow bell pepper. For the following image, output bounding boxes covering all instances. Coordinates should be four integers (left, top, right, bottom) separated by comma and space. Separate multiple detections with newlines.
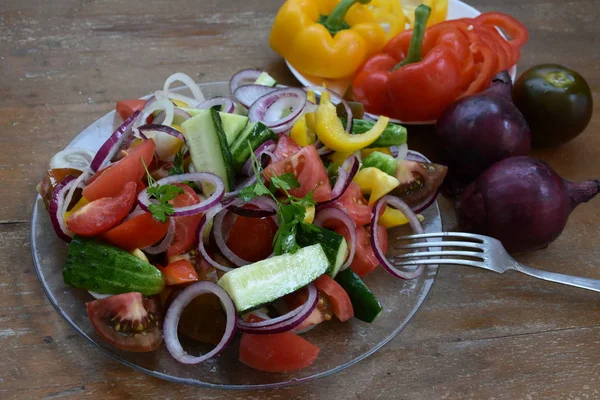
402, 0, 448, 28
351, 0, 406, 40
270, 0, 387, 79
64, 197, 89, 221
290, 115, 316, 146
303, 206, 316, 224
379, 207, 425, 228
361, 147, 392, 158
328, 151, 353, 166
353, 167, 399, 204
316, 93, 389, 152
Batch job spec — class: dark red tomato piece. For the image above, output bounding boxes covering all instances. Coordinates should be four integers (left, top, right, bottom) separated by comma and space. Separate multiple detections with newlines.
102, 212, 169, 251
116, 99, 146, 121
284, 287, 332, 332
239, 331, 320, 373
167, 184, 203, 257
331, 182, 372, 227
86, 292, 162, 352
336, 224, 388, 277
314, 275, 354, 322
226, 214, 277, 262
83, 139, 156, 202
160, 259, 199, 286
67, 182, 137, 236
264, 145, 333, 203
273, 133, 302, 161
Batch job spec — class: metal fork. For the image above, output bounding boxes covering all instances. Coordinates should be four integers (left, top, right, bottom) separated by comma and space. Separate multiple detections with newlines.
393, 232, 600, 293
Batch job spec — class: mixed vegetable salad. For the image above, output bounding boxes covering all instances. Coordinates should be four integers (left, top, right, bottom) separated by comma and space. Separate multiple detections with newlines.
39, 67, 447, 372
38, 1, 599, 375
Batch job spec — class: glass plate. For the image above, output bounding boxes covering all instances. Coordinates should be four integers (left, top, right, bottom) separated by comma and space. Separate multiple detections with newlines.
30, 81, 442, 389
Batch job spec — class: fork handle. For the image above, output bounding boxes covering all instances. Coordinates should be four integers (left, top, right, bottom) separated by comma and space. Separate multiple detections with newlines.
515, 264, 600, 293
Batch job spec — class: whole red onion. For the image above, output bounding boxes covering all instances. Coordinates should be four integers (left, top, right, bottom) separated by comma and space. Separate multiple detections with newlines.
456, 156, 599, 252
435, 71, 531, 184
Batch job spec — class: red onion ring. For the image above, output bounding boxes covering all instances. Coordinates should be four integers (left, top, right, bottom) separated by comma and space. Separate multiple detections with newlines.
135, 97, 175, 131
229, 69, 263, 96
228, 196, 278, 218
90, 111, 139, 172
313, 208, 356, 271
405, 149, 429, 163
152, 108, 191, 125
61, 171, 89, 219
303, 86, 352, 132
241, 140, 276, 176
48, 176, 76, 242
163, 72, 206, 104
138, 173, 224, 217
233, 84, 278, 109
236, 284, 318, 334
142, 217, 176, 254
197, 206, 232, 272
317, 155, 359, 207
371, 195, 426, 280
138, 124, 185, 142
317, 146, 334, 156
222, 175, 257, 200
163, 281, 236, 364
248, 88, 306, 129
213, 209, 252, 267
196, 97, 236, 114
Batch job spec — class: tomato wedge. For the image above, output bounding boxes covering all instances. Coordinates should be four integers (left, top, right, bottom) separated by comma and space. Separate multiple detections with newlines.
226, 213, 277, 262
160, 259, 198, 286
330, 181, 372, 226
239, 331, 320, 373
264, 145, 332, 203
116, 99, 146, 121
336, 224, 388, 277
83, 139, 156, 202
101, 212, 169, 250
67, 181, 137, 237
167, 184, 203, 257
314, 275, 354, 322
272, 133, 302, 160
87, 292, 162, 352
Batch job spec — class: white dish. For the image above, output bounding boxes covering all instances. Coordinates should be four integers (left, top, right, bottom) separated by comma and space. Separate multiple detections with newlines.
285, 0, 517, 125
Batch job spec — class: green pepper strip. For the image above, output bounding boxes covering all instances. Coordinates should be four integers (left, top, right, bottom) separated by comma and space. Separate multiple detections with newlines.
392, 5, 431, 71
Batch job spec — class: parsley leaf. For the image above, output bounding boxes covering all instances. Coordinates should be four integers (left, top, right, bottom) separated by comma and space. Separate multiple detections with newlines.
143, 160, 184, 222
169, 149, 186, 175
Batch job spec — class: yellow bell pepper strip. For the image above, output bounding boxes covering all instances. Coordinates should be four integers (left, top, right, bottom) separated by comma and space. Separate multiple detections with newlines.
365, 0, 406, 40
353, 167, 399, 204
379, 208, 424, 228
303, 206, 316, 224
269, 0, 387, 79
328, 151, 353, 166
64, 197, 89, 221
290, 115, 316, 146
316, 95, 389, 152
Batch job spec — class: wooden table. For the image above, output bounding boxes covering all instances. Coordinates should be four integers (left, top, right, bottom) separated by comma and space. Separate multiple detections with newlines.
2, 0, 599, 398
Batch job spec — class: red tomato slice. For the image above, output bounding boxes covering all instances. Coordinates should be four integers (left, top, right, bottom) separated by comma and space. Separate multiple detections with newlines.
264, 145, 332, 203
160, 259, 198, 286
226, 213, 277, 262
101, 212, 169, 250
314, 275, 354, 322
167, 184, 203, 257
330, 181, 372, 227
239, 331, 320, 373
336, 224, 388, 277
83, 139, 156, 202
67, 182, 137, 237
273, 134, 302, 160
86, 293, 162, 352
116, 99, 146, 121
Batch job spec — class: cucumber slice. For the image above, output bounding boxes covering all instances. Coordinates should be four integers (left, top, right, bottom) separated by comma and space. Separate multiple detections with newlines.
362, 151, 397, 176
63, 236, 164, 296
218, 244, 329, 313
181, 108, 235, 191
254, 72, 277, 87
296, 223, 347, 277
229, 121, 277, 173
335, 268, 383, 323
219, 112, 249, 145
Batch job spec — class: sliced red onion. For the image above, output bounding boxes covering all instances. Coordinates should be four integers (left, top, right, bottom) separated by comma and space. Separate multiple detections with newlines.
196, 97, 236, 114
236, 284, 318, 334
405, 149, 429, 163
303, 86, 352, 132
62, 171, 89, 218
241, 140, 276, 176
395, 143, 409, 160
50, 148, 95, 171
138, 173, 224, 217
249, 309, 271, 321
90, 111, 139, 172
197, 206, 233, 272
135, 97, 175, 131
138, 124, 185, 142
124, 206, 145, 222
317, 146, 334, 156
314, 208, 356, 271
222, 175, 257, 200
213, 209, 252, 267
163, 281, 236, 364
228, 196, 278, 218
233, 84, 278, 109
248, 88, 306, 129
163, 72, 206, 104
48, 176, 76, 242
142, 217, 176, 254
152, 108, 191, 125
317, 155, 359, 208
371, 195, 425, 280
229, 69, 263, 95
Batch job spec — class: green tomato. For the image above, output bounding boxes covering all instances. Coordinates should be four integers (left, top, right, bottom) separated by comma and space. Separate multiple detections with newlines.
512, 64, 593, 148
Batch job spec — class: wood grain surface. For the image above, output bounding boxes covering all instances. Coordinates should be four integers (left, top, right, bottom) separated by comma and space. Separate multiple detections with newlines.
1, 0, 599, 398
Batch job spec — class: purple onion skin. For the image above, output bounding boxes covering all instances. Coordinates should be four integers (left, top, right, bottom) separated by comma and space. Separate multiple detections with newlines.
456, 156, 599, 253
435, 71, 532, 185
